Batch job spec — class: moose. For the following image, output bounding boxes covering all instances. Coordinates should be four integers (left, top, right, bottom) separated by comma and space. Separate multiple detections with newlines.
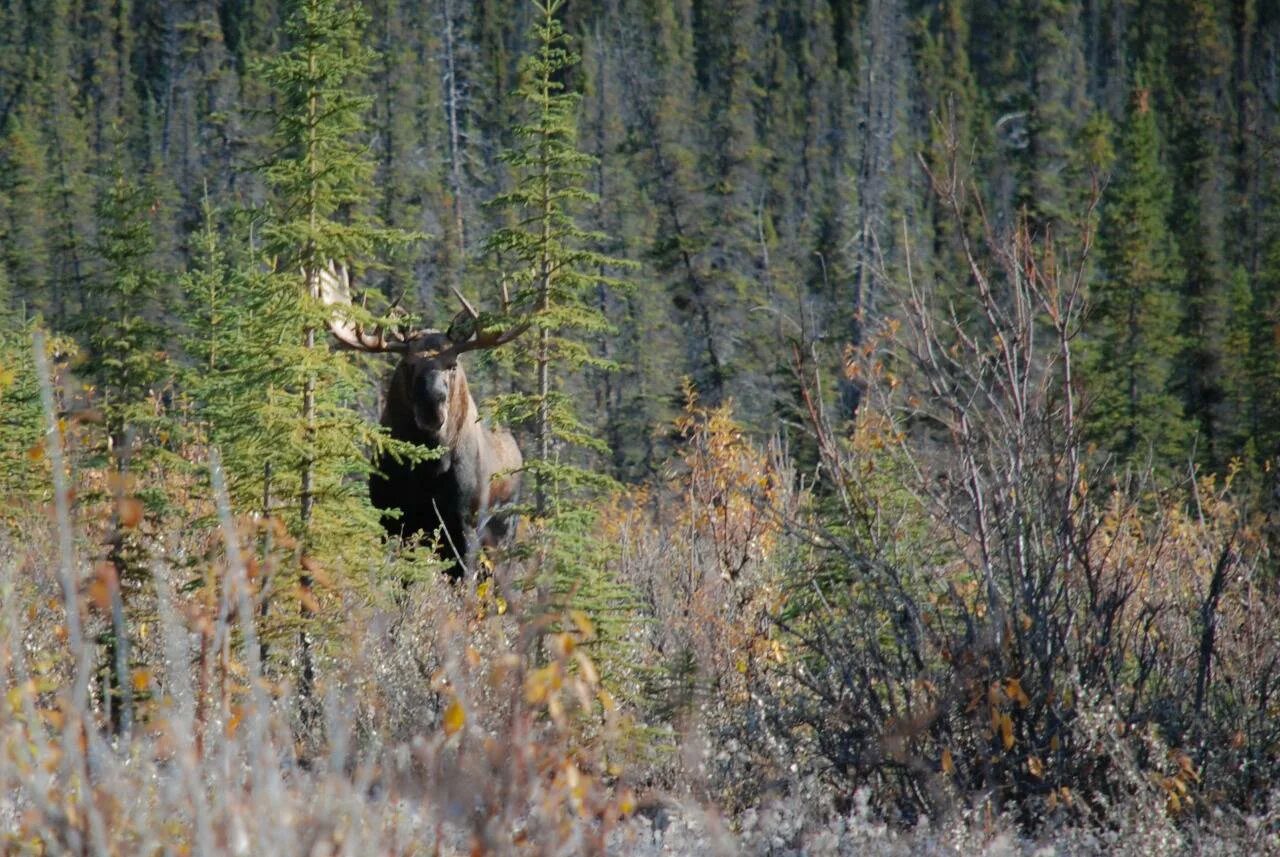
319, 263, 525, 579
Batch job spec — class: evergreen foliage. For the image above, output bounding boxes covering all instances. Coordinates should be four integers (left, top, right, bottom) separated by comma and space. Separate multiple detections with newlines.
83, 159, 172, 467
484, 0, 635, 656
1085, 85, 1190, 471
4, 1, 1280, 842
0, 0, 1277, 488
0, 275, 48, 516
252, 0, 413, 562
0, 0, 1278, 525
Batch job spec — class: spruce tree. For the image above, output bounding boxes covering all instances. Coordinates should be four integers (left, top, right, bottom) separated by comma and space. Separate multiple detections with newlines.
179, 194, 269, 508
1251, 196, 1280, 481
249, 0, 416, 710
914, 0, 988, 315
1167, 0, 1233, 467
486, 0, 635, 656
620, 0, 722, 408
255, 0, 412, 561
0, 271, 48, 519
78, 151, 174, 734
35, 4, 93, 329
0, 111, 51, 315
577, 18, 671, 481
1021, 0, 1090, 235
84, 156, 172, 494
1085, 84, 1189, 471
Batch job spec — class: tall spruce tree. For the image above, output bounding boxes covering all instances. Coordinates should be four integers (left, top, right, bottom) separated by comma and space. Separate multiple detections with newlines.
1086, 84, 1189, 470
84, 155, 172, 490
255, 0, 411, 561
0, 112, 51, 316
486, 0, 635, 651
80, 150, 174, 733
1021, 0, 1090, 235
250, 0, 416, 708
1168, 0, 1233, 467
36, 4, 93, 329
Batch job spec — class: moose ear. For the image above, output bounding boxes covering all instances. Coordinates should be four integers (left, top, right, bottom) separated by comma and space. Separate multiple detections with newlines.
446, 309, 475, 344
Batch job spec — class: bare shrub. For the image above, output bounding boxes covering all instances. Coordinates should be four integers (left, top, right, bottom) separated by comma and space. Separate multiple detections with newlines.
762, 145, 1280, 833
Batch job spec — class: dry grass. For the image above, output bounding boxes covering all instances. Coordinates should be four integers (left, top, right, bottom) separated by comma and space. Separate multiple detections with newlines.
3, 341, 1280, 856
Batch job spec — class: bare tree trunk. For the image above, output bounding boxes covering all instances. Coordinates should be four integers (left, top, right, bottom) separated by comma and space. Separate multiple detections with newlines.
844, 0, 903, 420
297, 45, 320, 730
443, 0, 467, 263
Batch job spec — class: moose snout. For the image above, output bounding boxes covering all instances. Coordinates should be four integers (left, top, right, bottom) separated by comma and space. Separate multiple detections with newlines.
412, 372, 451, 431
415, 373, 448, 406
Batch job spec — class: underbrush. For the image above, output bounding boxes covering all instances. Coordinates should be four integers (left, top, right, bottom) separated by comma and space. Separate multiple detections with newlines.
2, 439, 1280, 854
3, 364, 1280, 855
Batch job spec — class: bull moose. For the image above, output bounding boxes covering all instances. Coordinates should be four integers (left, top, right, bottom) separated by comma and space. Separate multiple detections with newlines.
319, 262, 525, 579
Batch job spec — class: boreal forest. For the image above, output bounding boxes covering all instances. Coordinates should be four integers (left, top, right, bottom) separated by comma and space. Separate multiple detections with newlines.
2, 0, 1280, 852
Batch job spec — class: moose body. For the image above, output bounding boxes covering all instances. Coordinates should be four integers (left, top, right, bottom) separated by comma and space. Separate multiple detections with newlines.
319, 262, 525, 580
370, 336, 521, 577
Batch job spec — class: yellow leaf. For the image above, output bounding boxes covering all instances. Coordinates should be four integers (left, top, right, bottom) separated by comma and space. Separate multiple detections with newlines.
1174, 751, 1200, 782
225, 705, 244, 738
569, 609, 595, 640
477, 579, 492, 600
547, 631, 576, 659
118, 497, 144, 529
574, 650, 599, 687
296, 585, 320, 614
618, 788, 636, 816
524, 664, 560, 706
89, 563, 117, 611
1027, 755, 1044, 778
547, 694, 566, 726
495, 596, 508, 615
1004, 678, 1030, 708
999, 713, 1014, 750
443, 699, 465, 736
941, 748, 954, 775
131, 670, 151, 692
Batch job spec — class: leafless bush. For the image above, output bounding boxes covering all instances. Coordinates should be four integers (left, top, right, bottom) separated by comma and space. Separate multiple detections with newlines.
763, 146, 1280, 834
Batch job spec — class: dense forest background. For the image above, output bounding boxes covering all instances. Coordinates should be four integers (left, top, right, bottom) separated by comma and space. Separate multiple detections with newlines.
3, 0, 1280, 853
4, 0, 1280, 480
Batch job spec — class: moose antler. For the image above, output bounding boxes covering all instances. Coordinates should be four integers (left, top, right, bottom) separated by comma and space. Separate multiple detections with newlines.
319, 261, 425, 352
438, 286, 531, 358
321, 261, 528, 356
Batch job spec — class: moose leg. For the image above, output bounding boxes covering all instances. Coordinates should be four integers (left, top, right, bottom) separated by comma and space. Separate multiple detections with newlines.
479, 508, 518, 549
430, 499, 474, 581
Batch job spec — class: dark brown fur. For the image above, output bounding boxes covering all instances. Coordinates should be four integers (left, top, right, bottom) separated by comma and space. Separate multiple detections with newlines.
369, 333, 522, 578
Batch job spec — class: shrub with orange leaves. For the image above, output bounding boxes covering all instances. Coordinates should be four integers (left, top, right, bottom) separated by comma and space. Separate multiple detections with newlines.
671, 381, 784, 583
